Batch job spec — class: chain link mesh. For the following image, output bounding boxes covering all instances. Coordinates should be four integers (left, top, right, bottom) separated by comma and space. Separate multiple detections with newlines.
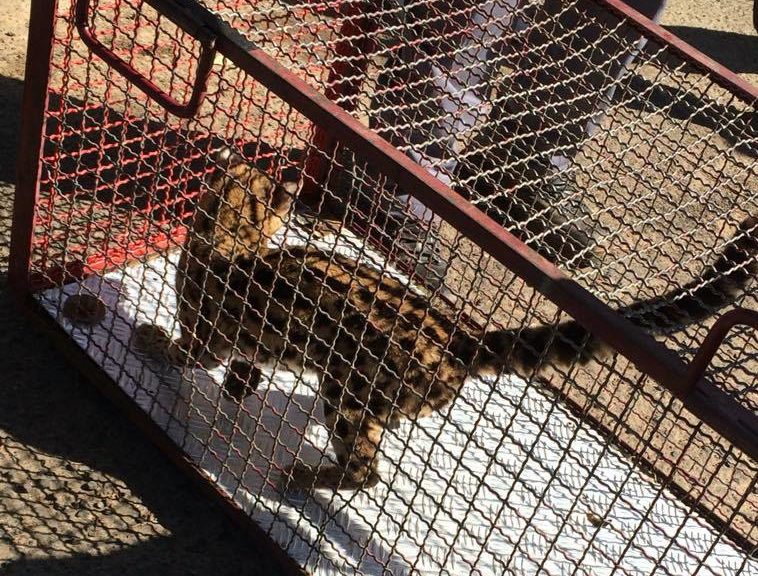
19, 0, 758, 572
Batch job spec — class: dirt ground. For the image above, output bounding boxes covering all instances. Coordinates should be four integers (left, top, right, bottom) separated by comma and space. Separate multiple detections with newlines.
0, 0, 756, 574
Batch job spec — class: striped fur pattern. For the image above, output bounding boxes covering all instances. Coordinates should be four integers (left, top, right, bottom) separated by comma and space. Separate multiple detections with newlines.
135, 149, 758, 491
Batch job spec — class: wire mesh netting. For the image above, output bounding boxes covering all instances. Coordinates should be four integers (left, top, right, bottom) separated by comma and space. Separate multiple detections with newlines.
16, 0, 758, 573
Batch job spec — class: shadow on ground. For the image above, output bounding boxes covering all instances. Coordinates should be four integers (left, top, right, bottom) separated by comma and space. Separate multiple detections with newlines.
0, 286, 284, 576
665, 26, 758, 74
0, 75, 22, 185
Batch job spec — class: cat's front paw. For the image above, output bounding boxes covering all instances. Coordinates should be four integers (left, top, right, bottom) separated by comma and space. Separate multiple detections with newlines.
132, 323, 172, 361
279, 463, 380, 492
223, 361, 262, 402
278, 463, 315, 494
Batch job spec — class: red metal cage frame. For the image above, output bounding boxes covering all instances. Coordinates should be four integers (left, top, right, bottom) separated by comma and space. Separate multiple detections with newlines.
9, 0, 758, 569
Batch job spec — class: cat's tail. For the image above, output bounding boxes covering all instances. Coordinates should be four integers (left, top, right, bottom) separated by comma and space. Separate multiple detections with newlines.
472, 215, 758, 377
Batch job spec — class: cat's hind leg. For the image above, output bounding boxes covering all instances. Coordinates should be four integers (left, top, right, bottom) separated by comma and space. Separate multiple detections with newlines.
285, 403, 384, 491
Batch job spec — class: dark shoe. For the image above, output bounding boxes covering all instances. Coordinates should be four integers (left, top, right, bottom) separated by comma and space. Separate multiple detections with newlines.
456, 157, 600, 269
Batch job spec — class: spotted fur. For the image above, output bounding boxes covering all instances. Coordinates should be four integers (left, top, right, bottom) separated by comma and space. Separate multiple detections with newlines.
135, 149, 758, 491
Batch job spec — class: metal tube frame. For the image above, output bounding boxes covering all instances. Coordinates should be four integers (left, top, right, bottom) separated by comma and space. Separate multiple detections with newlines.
74, 0, 218, 117
9, 0, 758, 569
9, 0, 58, 295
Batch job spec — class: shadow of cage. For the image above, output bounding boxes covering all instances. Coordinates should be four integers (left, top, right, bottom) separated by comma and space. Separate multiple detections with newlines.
9, 0, 758, 573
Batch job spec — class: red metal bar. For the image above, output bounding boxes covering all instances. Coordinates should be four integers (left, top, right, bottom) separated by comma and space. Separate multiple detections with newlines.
685, 308, 758, 391
301, 1, 378, 203
595, 0, 758, 103
9, 0, 59, 295
74, 0, 217, 118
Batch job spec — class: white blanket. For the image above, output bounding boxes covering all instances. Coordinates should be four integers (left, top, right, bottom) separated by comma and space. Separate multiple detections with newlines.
39, 220, 756, 576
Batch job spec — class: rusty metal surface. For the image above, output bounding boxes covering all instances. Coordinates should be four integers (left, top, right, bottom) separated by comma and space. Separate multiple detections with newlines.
9, 0, 58, 294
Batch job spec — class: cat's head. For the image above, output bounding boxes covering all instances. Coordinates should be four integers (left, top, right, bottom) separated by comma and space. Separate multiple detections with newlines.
193, 147, 298, 260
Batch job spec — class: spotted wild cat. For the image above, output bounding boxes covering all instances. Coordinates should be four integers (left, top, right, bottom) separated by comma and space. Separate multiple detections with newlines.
134, 148, 758, 491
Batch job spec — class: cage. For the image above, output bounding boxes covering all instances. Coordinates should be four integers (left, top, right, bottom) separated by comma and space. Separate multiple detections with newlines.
9, 0, 758, 573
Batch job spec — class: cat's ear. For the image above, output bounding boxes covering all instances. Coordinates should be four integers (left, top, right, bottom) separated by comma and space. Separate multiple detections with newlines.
271, 181, 297, 217
214, 146, 244, 168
